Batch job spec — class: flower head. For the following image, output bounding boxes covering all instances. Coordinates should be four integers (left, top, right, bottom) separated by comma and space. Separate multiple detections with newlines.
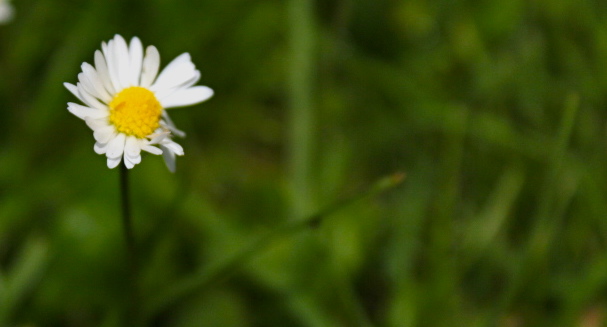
65, 35, 213, 171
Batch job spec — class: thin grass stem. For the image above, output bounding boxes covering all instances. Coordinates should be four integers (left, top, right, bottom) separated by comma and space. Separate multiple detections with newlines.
288, 0, 315, 219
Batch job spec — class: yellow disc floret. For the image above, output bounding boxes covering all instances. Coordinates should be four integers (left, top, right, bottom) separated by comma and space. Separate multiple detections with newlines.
109, 86, 162, 138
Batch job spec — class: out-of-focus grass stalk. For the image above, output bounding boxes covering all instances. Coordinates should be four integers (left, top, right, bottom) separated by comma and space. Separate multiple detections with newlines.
0, 238, 48, 325
321, 2, 373, 325
288, 0, 315, 219
496, 93, 579, 317
533, 93, 579, 223
142, 172, 405, 320
429, 106, 468, 321
17, 0, 111, 138
334, 271, 375, 327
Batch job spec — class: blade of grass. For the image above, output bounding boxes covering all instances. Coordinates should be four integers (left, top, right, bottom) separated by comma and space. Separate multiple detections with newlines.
496, 92, 580, 317
427, 105, 467, 323
288, 0, 316, 219
333, 268, 375, 327
143, 172, 405, 320
0, 237, 49, 324
461, 165, 525, 258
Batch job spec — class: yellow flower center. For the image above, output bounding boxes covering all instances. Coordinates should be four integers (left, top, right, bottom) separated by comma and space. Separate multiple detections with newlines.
109, 86, 162, 138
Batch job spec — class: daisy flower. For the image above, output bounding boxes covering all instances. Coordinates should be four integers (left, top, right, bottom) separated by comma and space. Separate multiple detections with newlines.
0, 0, 14, 24
65, 35, 213, 172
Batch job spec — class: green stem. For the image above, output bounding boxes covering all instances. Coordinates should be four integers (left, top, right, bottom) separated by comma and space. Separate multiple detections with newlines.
120, 164, 135, 260
120, 164, 140, 325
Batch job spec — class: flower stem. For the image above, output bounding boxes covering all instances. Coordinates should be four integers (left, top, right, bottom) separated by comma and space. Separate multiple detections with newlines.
119, 164, 140, 324
120, 164, 136, 260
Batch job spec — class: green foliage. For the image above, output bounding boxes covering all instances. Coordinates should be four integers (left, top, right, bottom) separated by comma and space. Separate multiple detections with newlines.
1, 0, 607, 326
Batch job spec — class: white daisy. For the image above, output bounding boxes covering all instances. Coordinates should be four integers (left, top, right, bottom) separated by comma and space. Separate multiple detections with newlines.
65, 34, 213, 172
0, 0, 14, 24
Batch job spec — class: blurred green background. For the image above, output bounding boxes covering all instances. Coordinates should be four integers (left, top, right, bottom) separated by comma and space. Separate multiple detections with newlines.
1, 0, 607, 326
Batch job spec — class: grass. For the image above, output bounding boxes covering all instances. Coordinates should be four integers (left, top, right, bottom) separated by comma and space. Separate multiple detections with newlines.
1, 0, 607, 326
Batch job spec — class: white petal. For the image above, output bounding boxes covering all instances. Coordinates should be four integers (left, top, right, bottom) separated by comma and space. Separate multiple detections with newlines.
124, 135, 141, 158
85, 117, 110, 130
130, 154, 142, 164
79, 72, 109, 104
153, 70, 201, 100
151, 53, 196, 92
94, 126, 116, 144
95, 50, 115, 94
162, 140, 184, 156
160, 145, 177, 173
151, 65, 196, 93
67, 103, 108, 120
129, 37, 144, 86
78, 72, 94, 95
94, 141, 109, 154
148, 130, 170, 144
107, 156, 122, 169
161, 86, 214, 108
106, 133, 126, 158
140, 46, 160, 88
181, 70, 201, 89
101, 41, 108, 55
81, 63, 112, 103
124, 155, 135, 169
0, 3, 14, 23
114, 35, 131, 89
161, 112, 186, 137
103, 40, 120, 92
164, 53, 192, 70
77, 83, 106, 111
124, 143, 142, 164
142, 144, 163, 155
64, 83, 84, 103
